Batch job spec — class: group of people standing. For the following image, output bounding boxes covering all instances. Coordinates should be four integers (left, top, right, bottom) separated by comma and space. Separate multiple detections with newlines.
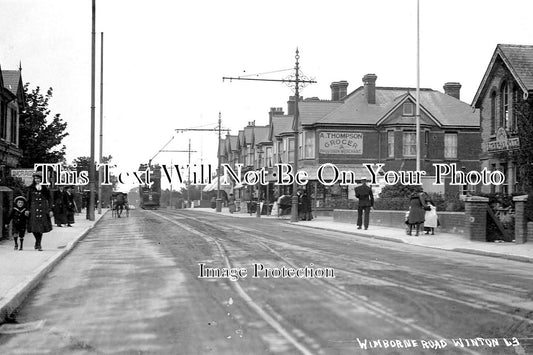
5, 172, 76, 251
353, 178, 439, 236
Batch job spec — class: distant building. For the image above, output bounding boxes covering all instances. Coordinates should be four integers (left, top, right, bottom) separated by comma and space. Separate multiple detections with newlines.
472, 44, 533, 194
0, 66, 24, 179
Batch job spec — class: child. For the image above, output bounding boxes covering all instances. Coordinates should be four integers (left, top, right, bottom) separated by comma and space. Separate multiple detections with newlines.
404, 208, 411, 235
5, 196, 28, 251
424, 200, 438, 235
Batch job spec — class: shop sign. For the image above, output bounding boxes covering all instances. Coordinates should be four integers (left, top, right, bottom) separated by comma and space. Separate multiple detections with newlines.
10, 169, 34, 186
487, 128, 520, 152
319, 132, 363, 154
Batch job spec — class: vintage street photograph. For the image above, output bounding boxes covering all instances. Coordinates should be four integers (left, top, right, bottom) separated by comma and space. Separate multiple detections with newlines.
0, 0, 532, 354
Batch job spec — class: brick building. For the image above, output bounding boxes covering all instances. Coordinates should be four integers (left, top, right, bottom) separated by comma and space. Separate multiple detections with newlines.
219, 74, 482, 212
472, 44, 533, 194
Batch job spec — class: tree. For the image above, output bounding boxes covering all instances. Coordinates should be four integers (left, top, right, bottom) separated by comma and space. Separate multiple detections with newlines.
70, 155, 117, 207
19, 84, 68, 167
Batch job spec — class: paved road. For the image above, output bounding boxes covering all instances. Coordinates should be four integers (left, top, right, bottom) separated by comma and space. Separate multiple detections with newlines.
0, 209, 532, 354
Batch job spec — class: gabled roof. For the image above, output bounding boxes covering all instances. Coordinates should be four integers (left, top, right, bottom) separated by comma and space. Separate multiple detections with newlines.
237, 130, 245, 149
224, 135, 238, 153
254, 126, 270, 145
270, 115, 294, 139
315, 86, 479, 127
243, 126, 254, 146
472, 44, 533, 107
2, 70, 22, 96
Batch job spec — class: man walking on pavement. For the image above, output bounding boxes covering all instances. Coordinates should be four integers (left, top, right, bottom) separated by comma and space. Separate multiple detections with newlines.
354, 177, 374, 230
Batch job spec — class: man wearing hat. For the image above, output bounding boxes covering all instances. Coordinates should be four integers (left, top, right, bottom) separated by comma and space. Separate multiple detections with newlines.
5, 196, 28, 250
354, 177, 374, 230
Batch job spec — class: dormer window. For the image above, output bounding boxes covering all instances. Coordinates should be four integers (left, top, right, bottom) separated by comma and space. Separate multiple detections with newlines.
403, 102, 414, 116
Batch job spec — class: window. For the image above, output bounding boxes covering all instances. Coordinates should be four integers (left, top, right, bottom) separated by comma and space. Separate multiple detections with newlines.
444, 133, 457, 159
501, 82, 509, 129
403, 102, 414, 116
387, 131, 394, 158
10, 108, 16, 144
490, 91, 496, 134
0, 102, 5, 140
277, 141, 283, 163
402, 132, 416, 157
265, 147, 273, 168
298, 132, 303, 159
512, 85, 518, 131
304, 131, 315, 159
248, 145, 254, 166
287, 138, 295, 163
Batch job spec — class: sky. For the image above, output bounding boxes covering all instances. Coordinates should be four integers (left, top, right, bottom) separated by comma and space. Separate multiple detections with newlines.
1, 0, 532, 191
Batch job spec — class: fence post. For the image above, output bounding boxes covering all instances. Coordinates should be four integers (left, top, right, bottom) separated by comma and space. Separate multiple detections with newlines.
465, 196, 489, 241
513, 195, 528, 244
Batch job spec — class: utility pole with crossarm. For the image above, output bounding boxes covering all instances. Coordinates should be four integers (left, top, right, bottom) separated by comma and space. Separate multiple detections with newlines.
222, 49, 316, 222
176, 113, 230, 212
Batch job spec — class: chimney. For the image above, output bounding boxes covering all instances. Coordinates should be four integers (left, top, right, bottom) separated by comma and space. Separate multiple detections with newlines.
362, 74, 377, 104
330, 80, 349, 101
269, 107, 284, 120
287, 96, 302, 115
443, 82, 461, 100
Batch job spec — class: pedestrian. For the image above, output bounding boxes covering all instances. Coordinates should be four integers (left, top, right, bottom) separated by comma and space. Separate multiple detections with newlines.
354, 177, 374, 230
228, 193, 236, 214
25, 173, 53, 251
63, 185, 77, 227
407, 189, 428, 236
424, 200, 438, 235
5, 196, 28, 251
53, 186, 67, 227
301, 190, 313, 221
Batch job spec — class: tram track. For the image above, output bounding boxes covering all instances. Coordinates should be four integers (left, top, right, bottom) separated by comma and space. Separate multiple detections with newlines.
171, 210, 533, 325
153, 209, 498, 355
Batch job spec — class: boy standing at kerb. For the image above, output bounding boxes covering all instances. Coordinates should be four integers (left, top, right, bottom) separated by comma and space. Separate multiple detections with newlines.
5, 196, 28, 251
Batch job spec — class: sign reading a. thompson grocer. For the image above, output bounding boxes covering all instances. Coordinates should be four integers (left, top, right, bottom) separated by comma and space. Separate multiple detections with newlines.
319, 131, 363, 154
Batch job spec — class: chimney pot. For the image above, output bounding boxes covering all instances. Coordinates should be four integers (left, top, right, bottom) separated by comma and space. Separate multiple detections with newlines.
362, 74, 377, 104
443, 82, 461, 100
330, 80, 349, 101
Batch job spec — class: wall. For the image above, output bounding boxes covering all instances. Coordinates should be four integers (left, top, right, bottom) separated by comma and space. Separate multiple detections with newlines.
333, 209, 466, 235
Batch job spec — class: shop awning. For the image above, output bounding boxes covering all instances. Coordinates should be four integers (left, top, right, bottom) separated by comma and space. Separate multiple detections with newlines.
292, 164, 375, 183
202, 176, 233, 193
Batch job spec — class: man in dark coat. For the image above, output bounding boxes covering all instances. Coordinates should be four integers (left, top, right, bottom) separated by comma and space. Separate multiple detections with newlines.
354, 177, 374, 230
26, 173, 53, 251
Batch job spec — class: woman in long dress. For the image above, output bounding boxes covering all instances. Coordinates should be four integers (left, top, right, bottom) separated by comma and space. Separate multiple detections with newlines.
407, 191, 427, 236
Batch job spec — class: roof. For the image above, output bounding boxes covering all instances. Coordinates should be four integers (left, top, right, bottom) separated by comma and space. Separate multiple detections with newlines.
225, 135, 238, 152
2, 70, 22, 96
270, 115, 294, 138
299, 100, 342, 125
243, 126, 254, 145
316, 87, 479, 127
254, 126, 270, 145
472, 44, 533, 107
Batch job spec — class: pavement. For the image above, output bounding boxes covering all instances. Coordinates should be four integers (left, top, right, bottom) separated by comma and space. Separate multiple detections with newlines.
0, 210, 106, 325
192, 207, 533, 264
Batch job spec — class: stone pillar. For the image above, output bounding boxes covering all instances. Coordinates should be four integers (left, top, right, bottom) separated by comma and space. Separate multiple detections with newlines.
464, 196, 489, 241
513, 195, 528, 244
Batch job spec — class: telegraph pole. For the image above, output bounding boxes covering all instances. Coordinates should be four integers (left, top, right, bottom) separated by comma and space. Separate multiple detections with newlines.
223, 49, 316, 222
88, 0, 96, 221
176, 114, 230, 213
98, 31, 104, 215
